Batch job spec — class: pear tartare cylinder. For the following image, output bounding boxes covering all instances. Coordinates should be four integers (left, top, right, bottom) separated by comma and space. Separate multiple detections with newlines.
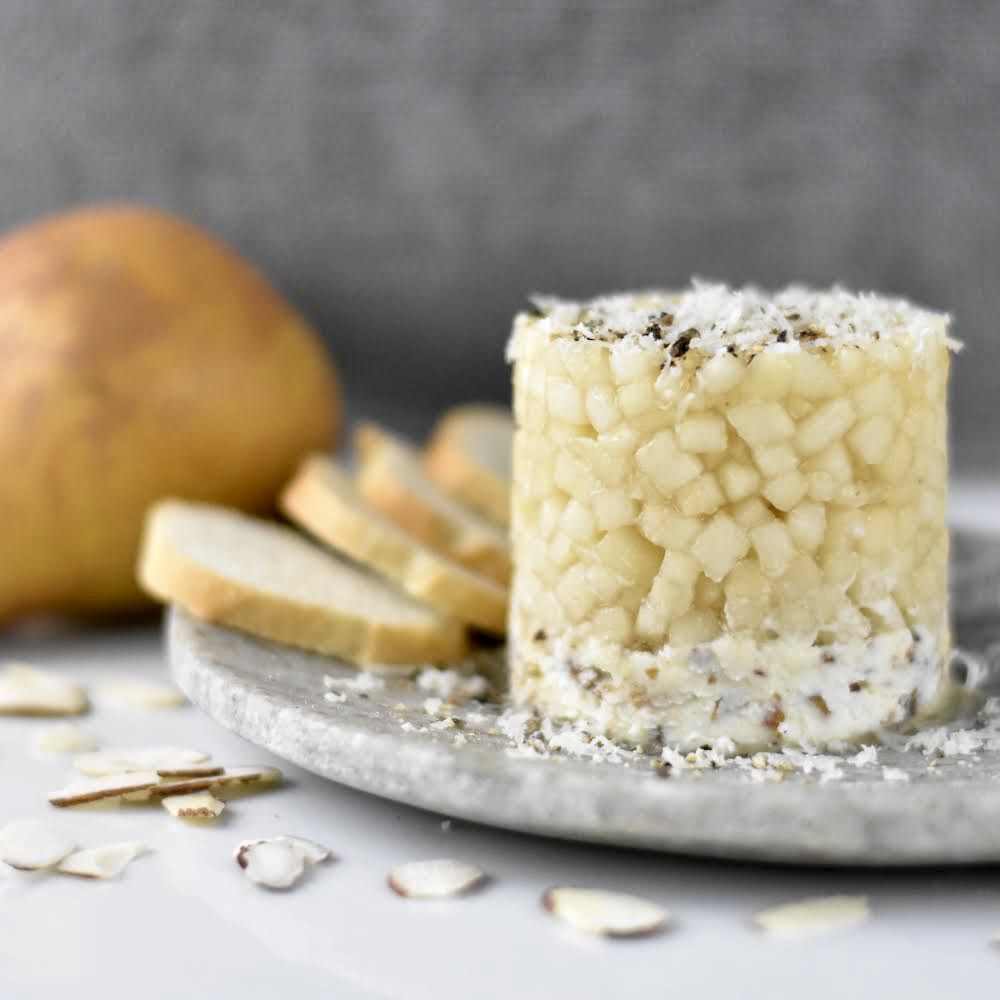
507, 283, 955, 750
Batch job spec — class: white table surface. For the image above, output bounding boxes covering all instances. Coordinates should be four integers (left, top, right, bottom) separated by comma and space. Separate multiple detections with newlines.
1, 482, 998, 1000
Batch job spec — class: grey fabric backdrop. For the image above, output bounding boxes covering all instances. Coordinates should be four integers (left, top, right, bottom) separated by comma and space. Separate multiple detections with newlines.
1, 1, 996, 469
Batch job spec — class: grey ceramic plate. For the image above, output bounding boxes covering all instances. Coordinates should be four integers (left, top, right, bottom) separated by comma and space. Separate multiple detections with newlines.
168, 528, 1000, 866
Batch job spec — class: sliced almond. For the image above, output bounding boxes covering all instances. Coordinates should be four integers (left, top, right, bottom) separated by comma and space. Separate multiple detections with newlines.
387, 859, 486, 899
73, 747, 210, 777
542, 887, 669, 938
127, 765, 282, 802
56, 841, 145, 879
34, 724, 98, 753
235, 836, 331, 889
0, 664, 88, 717
156, 764, 224, 779
161, 791, 225, 820
0, 819, 75, 870
49, 771, 161, 807
751, 895, 870, 939
97, 678, 186, 710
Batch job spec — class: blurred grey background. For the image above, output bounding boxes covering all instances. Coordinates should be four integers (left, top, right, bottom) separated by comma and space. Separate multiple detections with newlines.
0, 1, 996, 470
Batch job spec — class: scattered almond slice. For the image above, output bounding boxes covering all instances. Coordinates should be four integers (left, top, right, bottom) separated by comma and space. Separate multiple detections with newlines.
0, 819, 75, 870
96, 678, 186, 710
751, 895, 870, 939
387, 859, 486, 899
49, 771, 161, 807
235, 836, 332, 889
156, 764, 224, 779
56, 841, 145, 879
126, 765, 282, 802
34, 723, 98, 753
161, 791, 225, 820
0, 664, 88, 717
73, 747, 210, 777
542, 887, 669, 938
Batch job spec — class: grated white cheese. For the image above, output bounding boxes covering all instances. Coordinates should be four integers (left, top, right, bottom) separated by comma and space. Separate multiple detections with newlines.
323, 672, 386, 694
509, 279, 953, 361
416, 667, 490, 702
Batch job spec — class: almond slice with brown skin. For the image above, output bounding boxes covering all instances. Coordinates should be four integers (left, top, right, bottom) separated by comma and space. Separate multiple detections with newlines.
126, 766, 282, 802
0, 819, 75, 870
0, 664, 88, 717
73, 747, 210, 777
156, 764, 224, 779
751, 895, 869, 939
161, 791, 225, 819
49, 771, 161, 807
387, 859, 486, 899
56, 841, 145, 879
235, 836, 332, 889
542, 887, 669, 938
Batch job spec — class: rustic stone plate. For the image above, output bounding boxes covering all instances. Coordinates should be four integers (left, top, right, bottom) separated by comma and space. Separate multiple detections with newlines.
168, 528, 1000, 866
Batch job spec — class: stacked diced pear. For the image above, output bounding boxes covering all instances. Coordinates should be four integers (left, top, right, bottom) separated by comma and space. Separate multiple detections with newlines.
509, 287, 952, 749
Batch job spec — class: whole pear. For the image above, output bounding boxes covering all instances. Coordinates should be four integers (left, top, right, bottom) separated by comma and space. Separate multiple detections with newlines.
0, 204, 341, 622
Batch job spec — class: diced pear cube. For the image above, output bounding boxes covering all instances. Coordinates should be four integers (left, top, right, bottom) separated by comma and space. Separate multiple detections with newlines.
731, 496, 772, 530
807, 471, 836, 502
669, 608, 719, 646
636, 552, 699, 637
695, 574, 724, 608
585, 384, 622, 433
858, 505, 897, 555
691, 514, 750, 582
610, 346, 660, 385
697, 351, 745, 396
879, 434, 912, 483
561, 343, 611, 386
585, 563, 623, 603
595, 526, 663, 588
636, 430, 703, 495
555, 563, 596, 622
796, 398, 856, 455
571, 432, 635, 487
549, 532, 574, 568
854, 373, 894, 418
804, 441, 853, 482
590, 606, 633, 643
638, 506, 702, 550
724, 560, 770, 630
560, 499, 596, 542
823, 549, 859, 588
791, 353, 841, 398
720, 461, 761, 502
752, 443, 798, 477
677, 414, 728, 453
762, 469, 808, 511
592, 490, 638, 532
547, 378, 587, 424
618, 381, 656, 419
726, 400, 795, 447
740, 353, 792, 400
847, 415, 895, 465
750, 520, 796, 578
675, 474, 724, 517
786, 502, 826, 552
536, 497, 566, 539
826, 508, 864, 545
786, 397, 813, 419
554, 451, 600, 500
776, 553, 822, 596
